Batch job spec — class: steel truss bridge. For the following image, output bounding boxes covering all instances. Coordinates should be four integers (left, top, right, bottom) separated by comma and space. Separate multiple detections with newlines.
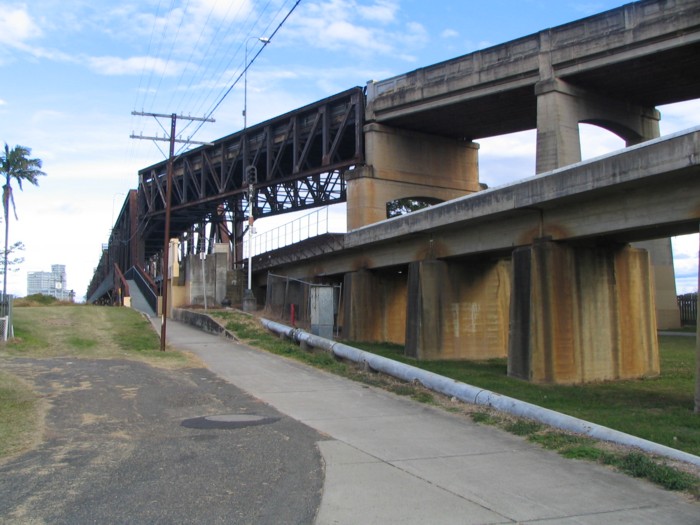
88, 87, 364, 302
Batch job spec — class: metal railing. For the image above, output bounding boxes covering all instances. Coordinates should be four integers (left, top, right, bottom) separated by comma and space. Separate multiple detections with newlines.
125, 265, 159, 314
244, 207, 333, 258
0, 293, 14, 341
678, 293, 697, 325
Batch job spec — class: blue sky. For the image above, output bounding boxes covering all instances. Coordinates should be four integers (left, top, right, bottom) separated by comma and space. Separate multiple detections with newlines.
0, 0, 697, 299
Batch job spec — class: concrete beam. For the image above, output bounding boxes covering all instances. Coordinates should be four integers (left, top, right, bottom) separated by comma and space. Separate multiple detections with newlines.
261, 130, 700, 279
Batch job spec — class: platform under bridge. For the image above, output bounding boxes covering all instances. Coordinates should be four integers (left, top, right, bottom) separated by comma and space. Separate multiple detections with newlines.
138, 87, 364, 259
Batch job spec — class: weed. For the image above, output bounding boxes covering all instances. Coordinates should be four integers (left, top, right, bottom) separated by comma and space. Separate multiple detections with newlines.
505, 420, 543, 436
471, 411, 499, 425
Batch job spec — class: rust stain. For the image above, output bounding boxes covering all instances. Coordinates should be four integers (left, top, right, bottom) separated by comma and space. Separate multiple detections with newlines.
516, 222, 572, 246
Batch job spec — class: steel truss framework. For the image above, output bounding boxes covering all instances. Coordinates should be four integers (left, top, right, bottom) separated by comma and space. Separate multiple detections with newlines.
87, 190, 141, 303
138, 87, 365, 259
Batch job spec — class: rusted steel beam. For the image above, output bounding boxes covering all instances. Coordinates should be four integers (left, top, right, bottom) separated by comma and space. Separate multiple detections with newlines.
137, 87, 364, 259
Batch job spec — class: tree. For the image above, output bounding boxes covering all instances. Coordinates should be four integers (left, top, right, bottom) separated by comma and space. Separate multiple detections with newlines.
386, 197, 442, 218
0, 144, 46, 298
0, 240, 25, 275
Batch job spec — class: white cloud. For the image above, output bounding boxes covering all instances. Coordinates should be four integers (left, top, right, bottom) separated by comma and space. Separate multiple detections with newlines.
0, 5, 42, 46
659, 99, 700, 133
290, 0, 427, 58
87, 55, 192, 76
357, 0, 398, 23
188, 0, 253, 21
441, 29, 459, 39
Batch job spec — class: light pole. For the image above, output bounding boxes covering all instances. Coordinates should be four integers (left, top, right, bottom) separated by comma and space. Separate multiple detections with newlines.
242, 36, 269, 312
243, 37, 270, 130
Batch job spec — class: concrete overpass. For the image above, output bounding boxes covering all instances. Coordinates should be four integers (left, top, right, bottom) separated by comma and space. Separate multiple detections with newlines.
88, 0, 699, 386
252, 128, 699, 384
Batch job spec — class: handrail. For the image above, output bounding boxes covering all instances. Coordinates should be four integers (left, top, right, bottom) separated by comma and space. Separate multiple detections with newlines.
243, 207, 334, 258
113, 264, 129, 306
125, 265, 158, 313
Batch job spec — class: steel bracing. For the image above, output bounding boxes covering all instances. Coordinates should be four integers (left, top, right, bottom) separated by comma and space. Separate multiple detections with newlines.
138, 87, 364, 259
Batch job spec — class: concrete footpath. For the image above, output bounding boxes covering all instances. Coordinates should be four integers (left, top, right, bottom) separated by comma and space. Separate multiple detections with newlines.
163, 319, 699, 524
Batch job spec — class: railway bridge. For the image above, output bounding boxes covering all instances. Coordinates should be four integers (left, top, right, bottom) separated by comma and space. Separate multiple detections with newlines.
87, 0, 700, 385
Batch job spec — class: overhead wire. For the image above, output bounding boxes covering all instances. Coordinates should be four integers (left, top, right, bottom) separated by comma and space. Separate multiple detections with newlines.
172, 1, 278, 140
178, 0, 302, 151
139, 0, 180, 112
149, 0, 192, 113
170, 0, 254, 115
163, 0, 220, 112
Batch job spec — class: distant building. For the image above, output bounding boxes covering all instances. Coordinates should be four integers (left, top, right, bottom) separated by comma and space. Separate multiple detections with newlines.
27, 264, 73, 301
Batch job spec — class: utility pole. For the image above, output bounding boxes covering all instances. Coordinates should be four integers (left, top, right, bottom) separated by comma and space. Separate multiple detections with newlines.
131, 111, 214, 351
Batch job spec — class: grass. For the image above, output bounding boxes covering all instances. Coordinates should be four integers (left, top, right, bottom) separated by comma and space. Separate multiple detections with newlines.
469, 409, 699, 495
0, 371, 40, 459
0, 305, 193, 462
5, 305, 189, 366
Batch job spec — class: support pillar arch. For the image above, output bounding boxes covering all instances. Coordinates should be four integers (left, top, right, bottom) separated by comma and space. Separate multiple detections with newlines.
347, 123, 480, 230
535, 77, 679, 328
535, 78, 660, 173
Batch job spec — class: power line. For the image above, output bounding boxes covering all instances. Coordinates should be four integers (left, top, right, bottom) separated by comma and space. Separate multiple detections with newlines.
182, 0, 302, 148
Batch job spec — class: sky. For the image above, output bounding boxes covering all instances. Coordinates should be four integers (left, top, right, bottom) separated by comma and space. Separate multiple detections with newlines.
0, 0, 697, 300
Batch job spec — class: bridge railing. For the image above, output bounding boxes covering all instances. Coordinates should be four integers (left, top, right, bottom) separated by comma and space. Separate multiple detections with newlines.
678, 293, 697, 325
244, 207, 332, 258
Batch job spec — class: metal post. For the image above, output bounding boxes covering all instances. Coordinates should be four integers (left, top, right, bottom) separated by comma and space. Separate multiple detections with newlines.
130, 111, 215, 350
695, 224, 700, 414
160, 114, 176, 351
241, 37, 269, 312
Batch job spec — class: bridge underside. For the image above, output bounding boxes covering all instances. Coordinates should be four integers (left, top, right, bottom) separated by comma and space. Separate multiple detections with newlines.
255, 130, 699, 384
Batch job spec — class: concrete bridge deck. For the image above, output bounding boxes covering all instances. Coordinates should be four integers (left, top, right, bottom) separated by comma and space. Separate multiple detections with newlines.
255, 127, 700, 277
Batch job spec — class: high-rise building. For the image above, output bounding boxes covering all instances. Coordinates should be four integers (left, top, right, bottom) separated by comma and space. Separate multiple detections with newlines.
27, 264, 73, 301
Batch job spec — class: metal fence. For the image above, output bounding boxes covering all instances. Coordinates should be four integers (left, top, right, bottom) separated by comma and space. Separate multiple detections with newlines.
245, 207, 332, 258
264, 273, 341, 334
0, 293, 14, 341
677, 293, 697, 325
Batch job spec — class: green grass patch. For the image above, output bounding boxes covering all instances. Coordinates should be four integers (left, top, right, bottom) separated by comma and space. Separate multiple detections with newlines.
0, 371, 40, 459
4, 306, 187, 367
504, 419, 543, 436
602, 452, 698, 492
471, 411, 499, 425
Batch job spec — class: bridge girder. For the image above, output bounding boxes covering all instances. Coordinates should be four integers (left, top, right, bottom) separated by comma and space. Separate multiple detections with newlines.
138, 87, 364, 259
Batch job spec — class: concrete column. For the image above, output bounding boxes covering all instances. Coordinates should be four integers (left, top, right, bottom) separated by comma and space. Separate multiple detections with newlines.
347, 123, 480, 230
509, 240, 659, 384
342, 269, 406, 343
406, 259, 510, 360
535, 78, 661, 173
535, 79, 582, 173
535, 78, 678, 328
635, 238, 681, 329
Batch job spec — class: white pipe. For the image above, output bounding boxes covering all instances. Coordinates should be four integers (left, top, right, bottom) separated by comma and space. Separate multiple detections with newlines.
260, 318, 700, 467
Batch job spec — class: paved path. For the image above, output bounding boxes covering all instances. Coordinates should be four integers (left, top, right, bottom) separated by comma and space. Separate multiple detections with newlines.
164, 320, 699, 525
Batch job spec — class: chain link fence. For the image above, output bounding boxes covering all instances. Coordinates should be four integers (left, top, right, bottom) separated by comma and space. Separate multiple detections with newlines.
264, 273, 341, 335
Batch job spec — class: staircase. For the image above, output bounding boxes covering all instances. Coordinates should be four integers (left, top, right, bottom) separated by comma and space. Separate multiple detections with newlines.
127, 279, 157, 317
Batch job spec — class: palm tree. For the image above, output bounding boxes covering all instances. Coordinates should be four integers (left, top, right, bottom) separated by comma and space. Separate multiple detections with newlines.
0, 143, 46, 298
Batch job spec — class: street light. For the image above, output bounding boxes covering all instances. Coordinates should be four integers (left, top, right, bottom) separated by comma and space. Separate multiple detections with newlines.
243, 36, 271, 130
242, 36, 270, 312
